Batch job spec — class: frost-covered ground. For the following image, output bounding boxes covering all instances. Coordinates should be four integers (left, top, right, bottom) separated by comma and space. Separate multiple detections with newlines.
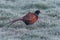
0, 0, 60, 40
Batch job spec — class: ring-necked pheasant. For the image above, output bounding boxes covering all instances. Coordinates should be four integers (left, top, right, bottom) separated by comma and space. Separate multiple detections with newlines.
6, 10, 41, 26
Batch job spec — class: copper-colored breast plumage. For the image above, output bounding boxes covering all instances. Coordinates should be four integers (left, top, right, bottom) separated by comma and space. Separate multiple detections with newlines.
22, 12, 38, 25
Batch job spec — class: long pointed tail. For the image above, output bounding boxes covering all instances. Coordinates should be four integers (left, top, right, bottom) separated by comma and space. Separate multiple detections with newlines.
3, 18, 23, 27
10, 18, 23, 24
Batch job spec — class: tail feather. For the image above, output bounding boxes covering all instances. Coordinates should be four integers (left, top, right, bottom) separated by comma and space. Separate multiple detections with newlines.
3, 18, 23, 27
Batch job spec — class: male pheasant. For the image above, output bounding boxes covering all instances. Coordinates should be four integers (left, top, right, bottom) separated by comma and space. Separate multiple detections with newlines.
7, 10, 41, 26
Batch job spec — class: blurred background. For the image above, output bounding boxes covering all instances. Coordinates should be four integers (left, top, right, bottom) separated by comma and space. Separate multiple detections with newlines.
0, 0, 60, 40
